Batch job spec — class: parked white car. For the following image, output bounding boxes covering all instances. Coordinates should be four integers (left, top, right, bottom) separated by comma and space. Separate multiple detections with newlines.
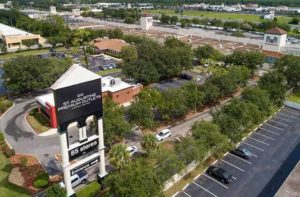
155, 129, 171, 141
126, 145, 138, 156
59, 170, 88, 188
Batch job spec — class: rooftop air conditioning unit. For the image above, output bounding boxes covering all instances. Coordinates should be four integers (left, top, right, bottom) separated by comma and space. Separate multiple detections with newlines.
110, 79, 116, 86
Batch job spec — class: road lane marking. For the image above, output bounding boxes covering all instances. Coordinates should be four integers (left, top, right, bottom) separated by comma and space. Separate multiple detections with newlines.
220, 159, 245, 172
254, 132, 276, 141
259, 128, 281, 136
242, 142, 264, 151
269, 119, 289, 127
192, 182, 218, 197
183, 191, 192, 197
278, 113, 297, 119
203, 174, 229, 189
282, 109, 299, 116
228, 153, 253, 164
274, 116, 293, 122
265, 123, 284, 131
248, 136, 270, 145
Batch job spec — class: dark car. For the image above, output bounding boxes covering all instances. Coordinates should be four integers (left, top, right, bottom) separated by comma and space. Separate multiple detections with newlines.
230, 148, 252, 159
180, 73, 193, 80
207, 166, 233, 184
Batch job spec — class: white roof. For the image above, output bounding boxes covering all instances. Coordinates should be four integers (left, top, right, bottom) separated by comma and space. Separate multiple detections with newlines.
101, 76, 132, 93
51, 64, 101, 90
0, 23, 33, 36
36, 93, 55, 107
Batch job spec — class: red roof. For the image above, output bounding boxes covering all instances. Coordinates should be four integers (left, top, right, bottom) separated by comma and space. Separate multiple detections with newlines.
266, 27, 287, 35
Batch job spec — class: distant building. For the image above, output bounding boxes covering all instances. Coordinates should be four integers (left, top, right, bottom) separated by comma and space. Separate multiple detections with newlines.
92, 38, 129, 56
72, 8, 81, 17
35, 64, 142, 128
49, 6, 56, 14
140, 14, 153, 31
0, 23, 45, 52
0, 4, 5, 9
264, 11, 275, 20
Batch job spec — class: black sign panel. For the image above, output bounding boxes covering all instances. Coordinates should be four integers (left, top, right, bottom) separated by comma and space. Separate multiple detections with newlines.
68, 138, 98, 161
70, 156, 100, 176
53, 79, 103, 132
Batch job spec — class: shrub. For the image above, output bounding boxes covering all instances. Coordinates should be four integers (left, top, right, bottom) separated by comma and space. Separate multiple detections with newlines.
3, 148, 15, 158
45, 184, 66, 197
35, 171, 49, 182
33, 179, 49, 188
76, 181, 101, 197
0, 132, 5, 144
20, 157, 28, 166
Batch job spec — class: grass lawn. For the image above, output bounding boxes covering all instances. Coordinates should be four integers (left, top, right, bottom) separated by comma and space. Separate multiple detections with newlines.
97, 68, 121, 76
0, 46, 68, 60
0, 152, 30, 197
27, 108, 51, 134
149, 9, 291, 24
287, 93, 300, 104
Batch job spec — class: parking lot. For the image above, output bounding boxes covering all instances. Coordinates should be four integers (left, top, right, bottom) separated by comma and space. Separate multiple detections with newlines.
88, 54, 121, 72
175, 106, 300, 197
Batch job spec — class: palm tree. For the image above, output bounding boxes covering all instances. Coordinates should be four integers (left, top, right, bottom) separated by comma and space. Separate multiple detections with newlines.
108, 144, 130, 170
141, 134, 157, 155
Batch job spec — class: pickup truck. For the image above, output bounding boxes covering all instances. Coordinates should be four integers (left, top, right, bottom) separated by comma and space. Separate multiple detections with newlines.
59, 170, 88, 188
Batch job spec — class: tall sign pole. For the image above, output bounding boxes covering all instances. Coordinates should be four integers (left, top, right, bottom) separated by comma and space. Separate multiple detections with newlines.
53, 75, 106, 197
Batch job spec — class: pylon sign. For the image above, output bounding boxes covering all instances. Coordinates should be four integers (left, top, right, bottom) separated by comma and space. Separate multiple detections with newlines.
52, 65, 107, 197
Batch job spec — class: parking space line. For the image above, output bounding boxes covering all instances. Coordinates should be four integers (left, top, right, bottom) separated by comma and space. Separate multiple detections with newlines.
183, 191, 192, 197
232, 176, 237, 180
194, 174, 201, 180
203, 174, 229, 189
192, 182, 218, 197
282, 109, 299, 116
260, 128, 281, 136
248, 136, 270, 145
269, 119, 289, 127
279, 113, 297, 119
264, 123, 284, 131
228, 153, 253, 164
220, 159, 245, 172
251, 153, 258, 158
242, 142, 265, 151
254, 132, 276, 141
274, 116, 293, 122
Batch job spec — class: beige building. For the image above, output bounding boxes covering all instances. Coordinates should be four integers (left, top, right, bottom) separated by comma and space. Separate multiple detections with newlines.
0, 23, 45, 52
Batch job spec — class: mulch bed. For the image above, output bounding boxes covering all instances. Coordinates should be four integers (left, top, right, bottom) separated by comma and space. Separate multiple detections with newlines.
9, 154, 45, 193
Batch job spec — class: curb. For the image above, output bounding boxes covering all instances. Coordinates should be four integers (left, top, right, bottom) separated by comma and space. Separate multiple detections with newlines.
24, 112, 57, 137
0, 102, 15, 120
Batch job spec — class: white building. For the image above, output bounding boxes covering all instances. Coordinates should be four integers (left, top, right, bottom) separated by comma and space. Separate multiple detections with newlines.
72, 8, 81, 17
0, 4, 5, 9
263, 27, 287, 53
140, 14, 153, 31
49, 6, 56, 14
264, 11, 275, 20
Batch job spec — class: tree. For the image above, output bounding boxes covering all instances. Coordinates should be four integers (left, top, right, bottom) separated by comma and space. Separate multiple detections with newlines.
192, 121, 228, 148
201, 82, 220, 105
22, 39, 37, 47
45, 184, 66, 197
160, 13, 170, 24
175, 137, 207, 164
104, 159, 163, 197
2, 56, 70, 94
227, 66, 250, 87
141, 134, 157, 155
181, 82, 204, 112
108, 28, 123, 39
124, 16, 135, 24
210, 74, 237, 97
109, 144, 130, 169
194, 45, 223, 61
128, 101, 155, 129
274, 55, 300, 89
170, 16, 178, 24
243, 87, 272, 116
121, 45, 138, 62
158, 89, 188, 121
102, 99, 131, 146
258, 71, 287, 105
289, 17, 299, 25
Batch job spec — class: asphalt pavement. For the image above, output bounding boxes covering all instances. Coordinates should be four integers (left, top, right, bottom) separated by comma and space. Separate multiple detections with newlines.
175, 106, 300, 197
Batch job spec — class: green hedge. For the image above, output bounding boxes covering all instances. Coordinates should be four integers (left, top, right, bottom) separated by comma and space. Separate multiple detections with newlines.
33, 179, 48, 188
76, 181, 101, 197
